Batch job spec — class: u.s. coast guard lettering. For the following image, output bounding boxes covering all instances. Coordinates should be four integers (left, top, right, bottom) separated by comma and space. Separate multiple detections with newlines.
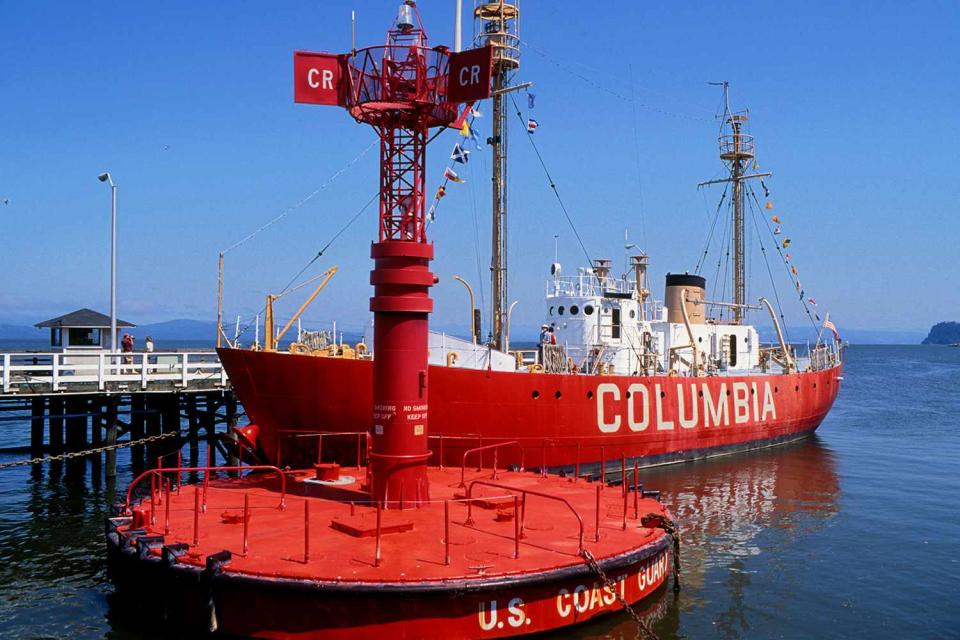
596, 381, 777, 432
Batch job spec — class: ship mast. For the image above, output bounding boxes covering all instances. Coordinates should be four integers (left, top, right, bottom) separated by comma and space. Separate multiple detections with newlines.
475, 1, 520, 350
699, 83, 771, 324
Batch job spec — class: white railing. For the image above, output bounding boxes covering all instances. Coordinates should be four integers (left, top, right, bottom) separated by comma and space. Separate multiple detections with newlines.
0, 351, 227, 394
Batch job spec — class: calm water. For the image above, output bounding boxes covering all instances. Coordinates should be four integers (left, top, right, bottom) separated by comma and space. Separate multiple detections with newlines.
0, 345, 957, 638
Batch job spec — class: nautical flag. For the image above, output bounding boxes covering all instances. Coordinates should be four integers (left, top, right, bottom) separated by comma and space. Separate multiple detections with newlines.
791, 265, 798, 275
469, 126, 482, 149
527, 118, 539, 133
823, 318, 840, 341
443, 167, 464, 183
470, 107, 482, 118
785, 253, 792, 261
528, 93, 536, 109
771, 215, 781, 224
808, 298, 817, 305
460, 120, 471, 137
782, 238, 791, 248
774, 226, 782, 235
451, 143, 470, 164
436, 185, 446, 199
765, 201, 773, 210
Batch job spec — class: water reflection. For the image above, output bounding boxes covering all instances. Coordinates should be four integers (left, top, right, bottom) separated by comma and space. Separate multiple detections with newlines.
563, 436, 840, 639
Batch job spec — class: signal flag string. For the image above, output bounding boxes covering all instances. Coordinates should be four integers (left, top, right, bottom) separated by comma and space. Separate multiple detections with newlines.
507, 93, 596, 275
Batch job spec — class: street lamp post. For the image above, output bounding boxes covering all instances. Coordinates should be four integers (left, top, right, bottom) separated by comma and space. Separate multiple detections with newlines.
452, 275, 476, 344
98, 172, 118, 352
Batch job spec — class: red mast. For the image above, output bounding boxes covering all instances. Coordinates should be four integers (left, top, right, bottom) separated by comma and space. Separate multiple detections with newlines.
294, 1, 492, 507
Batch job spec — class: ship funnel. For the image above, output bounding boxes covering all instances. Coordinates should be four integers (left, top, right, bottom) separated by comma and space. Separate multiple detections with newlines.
665, 273, 706, 324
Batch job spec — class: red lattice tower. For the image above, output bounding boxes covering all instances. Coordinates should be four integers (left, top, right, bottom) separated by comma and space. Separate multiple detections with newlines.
294, 2, 492, 507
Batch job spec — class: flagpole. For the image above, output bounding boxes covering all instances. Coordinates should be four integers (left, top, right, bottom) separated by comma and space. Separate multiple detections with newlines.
816, 311, 829, 348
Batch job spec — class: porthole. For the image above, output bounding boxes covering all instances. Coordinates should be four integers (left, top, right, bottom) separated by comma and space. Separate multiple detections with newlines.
698, 337, 703, 343
558, 306, 565, 315
744, 336, 749, 343
698, 390, 703, 398
626, 391, 632, 399
774, 386, 779, 393
554, 391, 562, 399
795, 385, 799, 392
813, 383, 817, 389
584, 305, 595, 315
587, 390, 594, 399
570, 305, 579, 315
549, 306, 554, 316
750, 387, 755, 394
532, 390, 541, 399
660, 391, 666, 399
629, 310, 636, 319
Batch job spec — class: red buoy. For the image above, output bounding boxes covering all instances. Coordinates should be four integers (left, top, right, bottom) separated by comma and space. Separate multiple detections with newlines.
106, 4, 679, 637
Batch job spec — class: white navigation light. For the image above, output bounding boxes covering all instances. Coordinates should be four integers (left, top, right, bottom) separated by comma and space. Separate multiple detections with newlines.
396, 3, 414, 31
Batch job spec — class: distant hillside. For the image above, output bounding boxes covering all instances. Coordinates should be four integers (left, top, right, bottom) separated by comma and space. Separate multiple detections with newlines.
922, 322, 960, 345
130, 319, 218, 341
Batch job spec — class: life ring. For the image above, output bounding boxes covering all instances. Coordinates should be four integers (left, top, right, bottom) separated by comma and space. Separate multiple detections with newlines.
446, 351, 459, 367
528, 363, 544, 373
289, 342, 310, 354
355, 342, 368, 355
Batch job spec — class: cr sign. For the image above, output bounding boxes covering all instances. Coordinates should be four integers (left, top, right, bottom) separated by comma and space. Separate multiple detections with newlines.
447, 45, 493, 103
294, 51, 344, 106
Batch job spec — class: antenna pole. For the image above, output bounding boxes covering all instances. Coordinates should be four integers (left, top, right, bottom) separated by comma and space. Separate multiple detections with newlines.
476, 1, 520, 350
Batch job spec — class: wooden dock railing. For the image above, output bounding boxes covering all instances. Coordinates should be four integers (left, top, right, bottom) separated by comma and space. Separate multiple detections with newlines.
0, 351, 227, 395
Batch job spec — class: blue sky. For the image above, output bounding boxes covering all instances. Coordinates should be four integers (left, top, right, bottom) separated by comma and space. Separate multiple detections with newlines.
1, 1, 957, 338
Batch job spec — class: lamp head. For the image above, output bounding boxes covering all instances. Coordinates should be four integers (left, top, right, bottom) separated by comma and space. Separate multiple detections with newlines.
98, 172, 114, 187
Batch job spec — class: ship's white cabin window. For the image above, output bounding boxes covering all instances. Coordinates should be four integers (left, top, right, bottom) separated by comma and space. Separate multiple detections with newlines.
612, 308, 621, 339
585, 305, 594, 315
570, 305, 579, 315
558, 306, 565, 315
729, 334, 738, 367
629, 310, 636, 318
549, 306, 554, 316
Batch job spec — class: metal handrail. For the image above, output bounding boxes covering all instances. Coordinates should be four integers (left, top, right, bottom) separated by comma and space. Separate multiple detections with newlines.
125, 464, 287, 511
459, 440, 523, 487
466, 479, 586, 555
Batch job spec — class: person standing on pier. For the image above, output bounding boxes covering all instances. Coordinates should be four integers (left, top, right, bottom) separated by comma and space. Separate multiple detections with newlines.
121, 333, 134, 371
145, 336, 155, 365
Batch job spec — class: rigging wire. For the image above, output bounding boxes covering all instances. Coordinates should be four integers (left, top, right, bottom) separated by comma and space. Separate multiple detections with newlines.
627, 64, 649, 249
467, 151, 487, 316
220, 140, 376, 256
746, 184, 821, 333
507, 93, 595, 271
230, 191, 379, 344
746, 193, 790, 342
695, 183, 729, 274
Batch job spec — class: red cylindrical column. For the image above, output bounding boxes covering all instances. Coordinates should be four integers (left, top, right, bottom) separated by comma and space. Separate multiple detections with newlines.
369, 241, 434, 508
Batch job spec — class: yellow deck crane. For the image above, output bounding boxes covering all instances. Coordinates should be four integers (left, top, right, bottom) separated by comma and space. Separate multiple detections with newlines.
263, 266, 338, 351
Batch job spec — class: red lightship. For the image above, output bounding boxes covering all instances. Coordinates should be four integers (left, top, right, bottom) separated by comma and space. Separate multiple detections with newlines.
219, 1, 843, 477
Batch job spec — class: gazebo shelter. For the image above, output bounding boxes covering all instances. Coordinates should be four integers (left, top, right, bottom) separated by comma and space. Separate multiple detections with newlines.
35, 308, 135, 352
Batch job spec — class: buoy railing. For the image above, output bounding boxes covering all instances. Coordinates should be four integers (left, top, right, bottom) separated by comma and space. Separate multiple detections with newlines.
459, 441, 524, 487
465, 479, 586, 555
125, 464, 287, 512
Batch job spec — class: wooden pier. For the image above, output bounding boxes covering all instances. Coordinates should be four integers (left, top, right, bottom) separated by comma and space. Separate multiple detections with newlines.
0, 351, 237, 477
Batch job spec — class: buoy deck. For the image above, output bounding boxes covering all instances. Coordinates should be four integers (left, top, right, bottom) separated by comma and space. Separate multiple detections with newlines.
123, 466, 669, 583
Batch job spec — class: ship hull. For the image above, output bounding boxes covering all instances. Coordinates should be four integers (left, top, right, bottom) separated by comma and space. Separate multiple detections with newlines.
219, 349, 842, 469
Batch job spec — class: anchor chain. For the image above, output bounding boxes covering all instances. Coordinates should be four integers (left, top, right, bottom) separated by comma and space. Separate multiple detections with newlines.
0, 431, 178, 469
642, 512, 682, 593
582, 549, 659, 640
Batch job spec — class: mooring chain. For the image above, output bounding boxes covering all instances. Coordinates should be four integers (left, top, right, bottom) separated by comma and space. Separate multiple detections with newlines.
0, 431, 179, 469
581, 549, 659, 640
641, 512, 682, 593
